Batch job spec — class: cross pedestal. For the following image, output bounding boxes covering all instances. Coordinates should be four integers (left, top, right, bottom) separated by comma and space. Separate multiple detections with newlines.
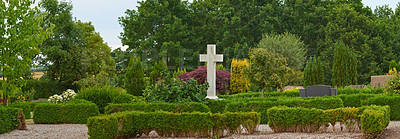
200, 44, 223, 99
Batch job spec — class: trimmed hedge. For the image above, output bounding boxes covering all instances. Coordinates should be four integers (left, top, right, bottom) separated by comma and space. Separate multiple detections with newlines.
87, 111, 260, 138
8, 102, 31, 119
218, 91, 299, 99
0, 107, 19, 134
104, 102, 210, 114
362, 95, 400, 120
267, 105, 390, 137
204, 99, 231, 113
337, 93, 375, 107
337, 87, 384, 95
226, 97, 343, 124
33, 99, 100, 124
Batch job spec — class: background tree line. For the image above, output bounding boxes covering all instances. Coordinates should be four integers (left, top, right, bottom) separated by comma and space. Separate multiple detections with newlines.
116, 0, 400, 86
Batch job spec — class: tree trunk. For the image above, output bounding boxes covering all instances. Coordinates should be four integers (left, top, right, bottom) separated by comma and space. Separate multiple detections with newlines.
4, 95, 8, 106
261, 87, 265, 97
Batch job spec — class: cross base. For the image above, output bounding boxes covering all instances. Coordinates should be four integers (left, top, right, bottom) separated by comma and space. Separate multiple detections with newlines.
206, 96, 219, 100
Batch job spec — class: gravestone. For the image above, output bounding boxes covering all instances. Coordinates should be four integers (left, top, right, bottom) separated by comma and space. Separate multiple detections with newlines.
300, 85, 337, 97
371, 75, 392, 88
200, 44, 223, 99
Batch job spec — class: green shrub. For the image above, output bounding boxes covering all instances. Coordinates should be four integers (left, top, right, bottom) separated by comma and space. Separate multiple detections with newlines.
125, 56, 147, 96
204, 99, 231, 113
362, 95, 400, 120
87, 111, 260, 138
337, 93, 375, 107
104, 102, 210, 114
76, 85, 124, 113
112, 93, 134, 103
87, 115, 118, 139
33, 100, 100, 124
360, 105, 390, 138
0, 107, 19, 134
26, 101, 49, 111
8, 102, 31, 119
218, 91, 299, 99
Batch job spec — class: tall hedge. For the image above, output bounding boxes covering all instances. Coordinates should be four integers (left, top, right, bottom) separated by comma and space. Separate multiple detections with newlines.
125, 56, 146, 96
303, 56, 324, 87
0, 107, 19, 134
332, 42, 357, 88
76, 85, 124, 113
230, 59, 250, 94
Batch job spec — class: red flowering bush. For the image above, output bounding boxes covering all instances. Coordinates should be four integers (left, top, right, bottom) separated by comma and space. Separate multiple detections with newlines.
178, 66, 231, 95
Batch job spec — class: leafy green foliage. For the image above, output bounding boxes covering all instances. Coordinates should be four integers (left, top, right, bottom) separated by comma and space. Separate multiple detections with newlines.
33, 99, 100, 124
0, 107, 19, 133
144, 76, 208, 103
204, 99, 231, 113
22, 79, 79, 99
389, 60, 399, 72
304, 56, 324, 87
150, 58, 168, 84
104, 102, 210, 114
173, 68, 187, 78
75, 85, 124, 113
112, 93, 135, 104
244, 48, 290, 96
332, 42, 357, 88
0, 0, 52, 105
384, 72, 400, 94
124, 57, 146, 96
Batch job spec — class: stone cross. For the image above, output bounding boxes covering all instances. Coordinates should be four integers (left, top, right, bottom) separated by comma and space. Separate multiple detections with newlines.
200, 44, 223, 99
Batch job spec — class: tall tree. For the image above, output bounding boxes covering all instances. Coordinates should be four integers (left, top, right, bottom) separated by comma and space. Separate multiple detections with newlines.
244, 48, 290, 97
303, 56, 324, 87
39, 0, 85, 84
0, 0, 52, 106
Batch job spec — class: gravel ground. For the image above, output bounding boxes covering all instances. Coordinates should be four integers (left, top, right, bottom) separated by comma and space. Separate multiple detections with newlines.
1, 121, 400, 139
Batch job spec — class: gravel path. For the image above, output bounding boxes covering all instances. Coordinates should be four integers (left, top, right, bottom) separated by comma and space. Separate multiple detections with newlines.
1, 121, 400, 139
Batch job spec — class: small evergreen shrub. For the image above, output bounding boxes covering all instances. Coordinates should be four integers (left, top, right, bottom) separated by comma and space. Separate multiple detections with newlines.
125, 56, 146, 96
112, 93, 135, 103
178, 66, 231, 95
76, 85, 124, 113
360, 105, 390, 138
230, 59, 250, 94
0, 107, 19, 134
267, 107, 325, 132
104, 102, 210, 114
303, 56, 324, 87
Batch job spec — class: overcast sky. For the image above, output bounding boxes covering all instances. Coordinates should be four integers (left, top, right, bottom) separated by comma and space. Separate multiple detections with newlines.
65, 0, 399, 51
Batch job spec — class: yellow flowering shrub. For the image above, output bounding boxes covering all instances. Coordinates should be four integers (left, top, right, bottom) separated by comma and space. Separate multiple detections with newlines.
385, 71, 400, 94
230, 59, 250, 94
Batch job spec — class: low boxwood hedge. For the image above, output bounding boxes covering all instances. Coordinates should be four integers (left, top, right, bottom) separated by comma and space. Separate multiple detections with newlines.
104, 102, 210, 114
336, 93, 375, 107
226, 97, 344, 124
8, 102, 31, 119
218, 91, 299, 99
33, 99, 100, 124
87, 111, 260, 138
362, 95, 400, 120
0, 107, 20, 134
267, 105, 390, 138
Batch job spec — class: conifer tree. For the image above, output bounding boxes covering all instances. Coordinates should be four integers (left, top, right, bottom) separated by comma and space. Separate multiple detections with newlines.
332, 42, 357, 88
150, 58, 168, 84
230, 59, 250, 94
304, 56, 324, 87
125, 57, 146, 96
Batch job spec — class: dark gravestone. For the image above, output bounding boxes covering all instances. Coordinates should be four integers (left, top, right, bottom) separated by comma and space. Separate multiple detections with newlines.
300, 85, 337, 97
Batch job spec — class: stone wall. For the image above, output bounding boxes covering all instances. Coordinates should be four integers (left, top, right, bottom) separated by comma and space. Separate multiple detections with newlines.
371, 75, 393, 88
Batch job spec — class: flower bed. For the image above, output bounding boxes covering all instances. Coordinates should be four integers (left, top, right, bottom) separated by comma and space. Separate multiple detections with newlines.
87, 111, 260, 138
